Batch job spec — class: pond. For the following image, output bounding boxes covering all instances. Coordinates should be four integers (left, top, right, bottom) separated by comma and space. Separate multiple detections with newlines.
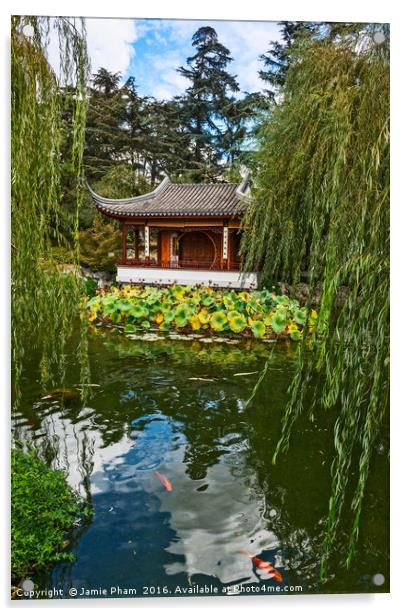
12, 326, 389, 598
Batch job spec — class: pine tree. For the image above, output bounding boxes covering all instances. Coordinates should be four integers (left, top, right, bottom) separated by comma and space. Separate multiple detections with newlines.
177, 26, 240, 181
84, 68, 127, 181
117, 76, 151, 190
259, 21, 319, 99
221, 92, 268, 166
142, 97, 193, 184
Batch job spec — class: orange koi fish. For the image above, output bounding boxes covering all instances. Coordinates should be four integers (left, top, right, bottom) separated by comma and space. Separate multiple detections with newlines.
240, 549, 283, 583
154, 470, 173, 492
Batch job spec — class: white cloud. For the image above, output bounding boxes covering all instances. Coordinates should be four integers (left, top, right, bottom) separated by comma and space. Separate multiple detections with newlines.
45, 17, 142, 83
84, 18, 141, 77
152, 84, 177, 100
147, 50, 189, 98
214, 20, 282, 92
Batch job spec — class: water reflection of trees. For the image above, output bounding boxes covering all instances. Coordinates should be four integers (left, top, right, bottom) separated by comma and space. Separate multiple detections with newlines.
12, 330, 389, 592
13, 331, 293, 486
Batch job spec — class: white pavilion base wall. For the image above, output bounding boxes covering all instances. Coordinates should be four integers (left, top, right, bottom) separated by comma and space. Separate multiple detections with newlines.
117, 267, 258, 289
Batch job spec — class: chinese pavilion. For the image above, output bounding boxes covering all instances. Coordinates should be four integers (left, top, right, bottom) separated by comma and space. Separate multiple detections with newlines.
87, 174, 258, 289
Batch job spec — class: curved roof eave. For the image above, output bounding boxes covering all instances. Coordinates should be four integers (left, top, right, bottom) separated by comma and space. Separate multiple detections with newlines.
86, 175, 171, 206
86, 172, 252, 218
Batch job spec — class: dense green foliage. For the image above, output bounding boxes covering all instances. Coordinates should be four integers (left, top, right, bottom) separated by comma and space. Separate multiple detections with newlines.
82, 24, 269, 207
84, 277, 99, 298
11, 17, 90, 399
79, 217, 121, 272
258, 22, 380, 101
259, 21, 319, 100
242, 27, 389, 578
87, 285, 317, 341
11, 448, 90, 580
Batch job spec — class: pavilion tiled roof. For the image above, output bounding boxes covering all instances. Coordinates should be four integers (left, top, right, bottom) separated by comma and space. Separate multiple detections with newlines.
87, 175, 251, 218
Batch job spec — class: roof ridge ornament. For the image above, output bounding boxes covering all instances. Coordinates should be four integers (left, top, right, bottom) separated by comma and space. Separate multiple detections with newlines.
236, 170, 251, 201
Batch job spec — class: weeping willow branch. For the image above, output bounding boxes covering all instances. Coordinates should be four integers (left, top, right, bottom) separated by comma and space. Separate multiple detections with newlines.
241, 27, 389, 579
11, 16, 90, 402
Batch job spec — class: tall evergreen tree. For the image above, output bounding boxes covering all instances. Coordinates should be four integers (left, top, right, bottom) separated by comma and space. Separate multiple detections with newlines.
259, 21, 319, 99
84, 68, 126, 182
117, 76, 151, 190
133, 97, 191, 184
221, 92, 268, 165
177, 26, 239, 181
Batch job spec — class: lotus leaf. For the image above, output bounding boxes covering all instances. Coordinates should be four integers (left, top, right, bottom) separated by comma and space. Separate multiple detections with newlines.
289, 328, 302, 341
271, 313, 286, 333
248, 299, 260, 313
294, 308, 307, 325
171, 286, 185, 300
202, 295, 215, 307
163, 310, 176, 324
223, 296, 236, 310
175, 316, 189, 328
263, 311, 275, 326
130, 304, 148, 320
198, 310, 210, 324
229, 315, 247, 333
210, 311, 228, 332
110, 312, 122, 324
175, 304, 191, 319
274, 295, 289, 305
251, 320, 266, 338
87, 296, 100, 308
227, 310, 241, 321
189, 315, 202, 331
238, 291, 251, 301
258, 289, 273, 303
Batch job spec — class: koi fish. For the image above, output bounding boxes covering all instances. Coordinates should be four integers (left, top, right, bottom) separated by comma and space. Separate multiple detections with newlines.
154, 470, 173, 492
240, 549, 283, 583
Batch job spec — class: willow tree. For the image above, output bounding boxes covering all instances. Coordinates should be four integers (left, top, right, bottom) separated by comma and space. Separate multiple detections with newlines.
242, 27, 389, 579
11, 16, 90, 400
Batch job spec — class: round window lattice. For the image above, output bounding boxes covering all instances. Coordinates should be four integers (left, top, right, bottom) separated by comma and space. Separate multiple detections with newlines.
176, 231, 218, 269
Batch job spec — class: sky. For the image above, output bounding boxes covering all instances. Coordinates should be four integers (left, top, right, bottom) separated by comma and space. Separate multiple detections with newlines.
81, 17, 283, 99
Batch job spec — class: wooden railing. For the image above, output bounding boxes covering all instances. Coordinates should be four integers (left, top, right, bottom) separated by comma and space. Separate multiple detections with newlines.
117, 257, 242, 272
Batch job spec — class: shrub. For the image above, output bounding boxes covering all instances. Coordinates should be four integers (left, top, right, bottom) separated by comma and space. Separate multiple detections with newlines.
85, 277, 99, 298
79, 217, 121, 273
11, 448, 91, 581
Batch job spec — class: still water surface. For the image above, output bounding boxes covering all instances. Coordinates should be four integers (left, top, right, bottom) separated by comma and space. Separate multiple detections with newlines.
12, 327, 389, 597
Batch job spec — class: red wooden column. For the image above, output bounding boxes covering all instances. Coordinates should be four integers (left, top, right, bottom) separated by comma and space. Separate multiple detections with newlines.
160, 230, 172, 267
121, 222, 127, 261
